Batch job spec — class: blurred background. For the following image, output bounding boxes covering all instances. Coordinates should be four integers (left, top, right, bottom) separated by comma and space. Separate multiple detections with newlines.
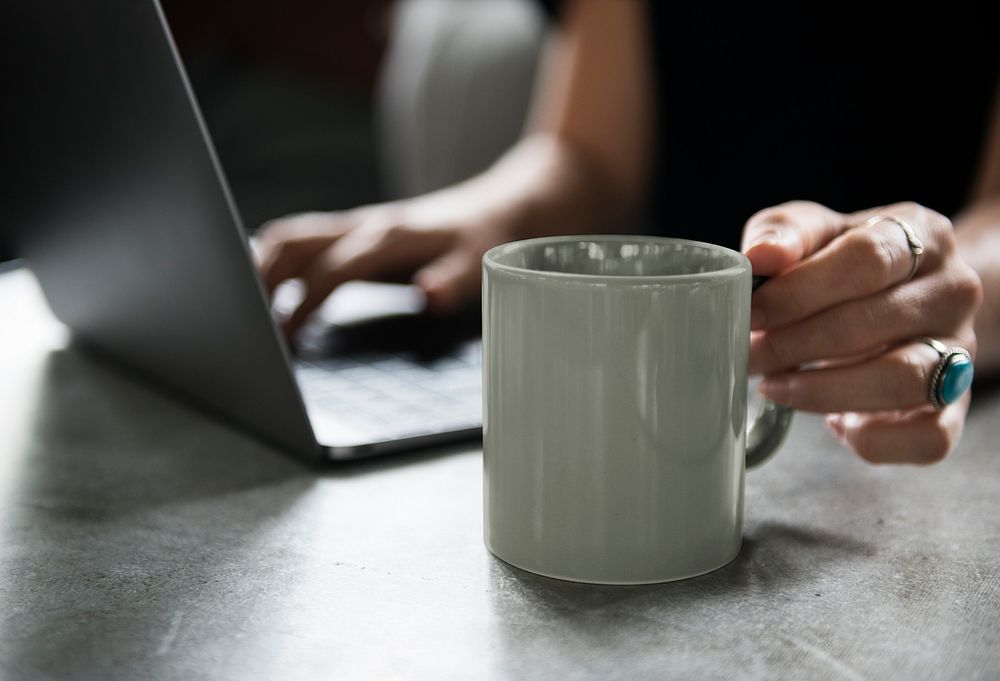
1, 0, 547, 264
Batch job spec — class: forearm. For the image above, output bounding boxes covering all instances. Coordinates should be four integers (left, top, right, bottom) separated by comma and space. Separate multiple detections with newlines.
401, 0, 652, 243
955, 197, 1000, 375
403, 133, 626, 238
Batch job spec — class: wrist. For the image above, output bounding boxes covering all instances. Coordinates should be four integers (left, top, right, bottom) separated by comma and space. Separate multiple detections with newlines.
494, 135, 627, 239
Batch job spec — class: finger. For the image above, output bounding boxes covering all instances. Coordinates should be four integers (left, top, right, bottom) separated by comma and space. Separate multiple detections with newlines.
850, 201, 956, 259
259, 236, 338, 295
825, 393, 970, 464
750, 272, 979, 375
750, 203, 956, 330
758, 333, 974, 413
256, 213, 354, 294
742, 201, 849, 276
281, 236, 393, 337
282, 226, 455, 336
413, 249, 482, 315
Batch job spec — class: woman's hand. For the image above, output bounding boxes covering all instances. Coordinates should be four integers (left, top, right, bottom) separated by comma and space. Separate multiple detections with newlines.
255, 133, 627, 339
743, 200, 983, 464
255, 195, 513, 337
257, 0, 653, 340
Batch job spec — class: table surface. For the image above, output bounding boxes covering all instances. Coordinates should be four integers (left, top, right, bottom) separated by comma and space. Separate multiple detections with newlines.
1, 264, 998, 681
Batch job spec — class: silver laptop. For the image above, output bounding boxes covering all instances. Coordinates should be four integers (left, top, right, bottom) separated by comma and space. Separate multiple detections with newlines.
7, 0, 481, 461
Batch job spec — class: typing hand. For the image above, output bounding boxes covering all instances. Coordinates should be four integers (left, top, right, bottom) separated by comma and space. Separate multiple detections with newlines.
256, 198, 507, 338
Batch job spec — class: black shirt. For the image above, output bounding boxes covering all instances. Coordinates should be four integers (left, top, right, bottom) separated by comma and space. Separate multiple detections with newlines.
538, 3, 999, 249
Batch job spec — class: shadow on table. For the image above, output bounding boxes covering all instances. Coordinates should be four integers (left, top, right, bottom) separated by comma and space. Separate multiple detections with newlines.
6, 346, 314, 516
0, 347, 317, 679
487, 520, 874, 671
489, 520, 873, 609
16, 343, 472, 492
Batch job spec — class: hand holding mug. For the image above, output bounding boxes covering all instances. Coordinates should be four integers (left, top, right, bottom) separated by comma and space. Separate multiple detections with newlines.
743, 201, 982, 464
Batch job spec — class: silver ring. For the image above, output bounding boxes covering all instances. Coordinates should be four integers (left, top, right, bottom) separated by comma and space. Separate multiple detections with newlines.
918, 337, 974, 409
863, 215, 924, 282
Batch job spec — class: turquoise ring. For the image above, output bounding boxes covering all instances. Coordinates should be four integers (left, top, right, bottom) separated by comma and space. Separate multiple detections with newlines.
919, 337, 974, 409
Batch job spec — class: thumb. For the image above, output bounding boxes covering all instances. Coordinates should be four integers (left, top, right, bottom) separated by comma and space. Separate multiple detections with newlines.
741, 201, 848, 276
413, 248, 482, 315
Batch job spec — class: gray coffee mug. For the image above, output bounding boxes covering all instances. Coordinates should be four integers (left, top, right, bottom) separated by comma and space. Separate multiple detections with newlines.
482, 235, 792, 584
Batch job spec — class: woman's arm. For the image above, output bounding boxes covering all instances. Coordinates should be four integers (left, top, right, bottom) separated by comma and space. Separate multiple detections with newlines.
955, 81, 1000, 374
256, 0, 652, 328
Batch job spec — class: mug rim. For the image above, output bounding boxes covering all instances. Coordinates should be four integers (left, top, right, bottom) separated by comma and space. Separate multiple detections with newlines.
483, 234, 750, 284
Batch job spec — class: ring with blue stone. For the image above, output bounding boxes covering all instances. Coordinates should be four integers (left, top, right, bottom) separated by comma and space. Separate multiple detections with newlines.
919, 337, 974, 409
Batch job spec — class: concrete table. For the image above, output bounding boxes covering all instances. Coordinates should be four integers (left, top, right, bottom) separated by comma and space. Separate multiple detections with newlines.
1, 265, 998, 680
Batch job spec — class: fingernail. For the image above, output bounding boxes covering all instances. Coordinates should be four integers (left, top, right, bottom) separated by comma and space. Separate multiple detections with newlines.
749, 233, 776, 248
759, 376, 790, 404
750, 305, 767, 330
749, 228, 795, 251
825, 414, 845, 441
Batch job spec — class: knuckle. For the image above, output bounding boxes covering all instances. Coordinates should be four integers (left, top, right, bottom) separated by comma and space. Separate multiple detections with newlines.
933, 216, 957, 256
952, 265, 984, 312
939, 232, 958, 257
887, 200, 926, 225
844, 230, 896, 287
376, 221, 413, 244
932, 211, 955, 233
894, 351, 930, 405
895, 200, 923, 216
894, 201, 955, 256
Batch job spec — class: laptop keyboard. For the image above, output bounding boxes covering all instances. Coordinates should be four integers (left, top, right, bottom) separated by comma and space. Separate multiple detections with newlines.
293, 340, 482, 443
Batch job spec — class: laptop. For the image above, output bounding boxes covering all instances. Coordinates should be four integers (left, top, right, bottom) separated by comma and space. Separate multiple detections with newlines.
5, 0, 482, 461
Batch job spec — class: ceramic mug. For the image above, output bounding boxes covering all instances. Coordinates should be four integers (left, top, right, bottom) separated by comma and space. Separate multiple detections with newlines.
482, 235, 792, 584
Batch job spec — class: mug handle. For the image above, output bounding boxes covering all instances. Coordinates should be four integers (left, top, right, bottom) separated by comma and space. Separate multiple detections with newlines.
745, 276, 794, 469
